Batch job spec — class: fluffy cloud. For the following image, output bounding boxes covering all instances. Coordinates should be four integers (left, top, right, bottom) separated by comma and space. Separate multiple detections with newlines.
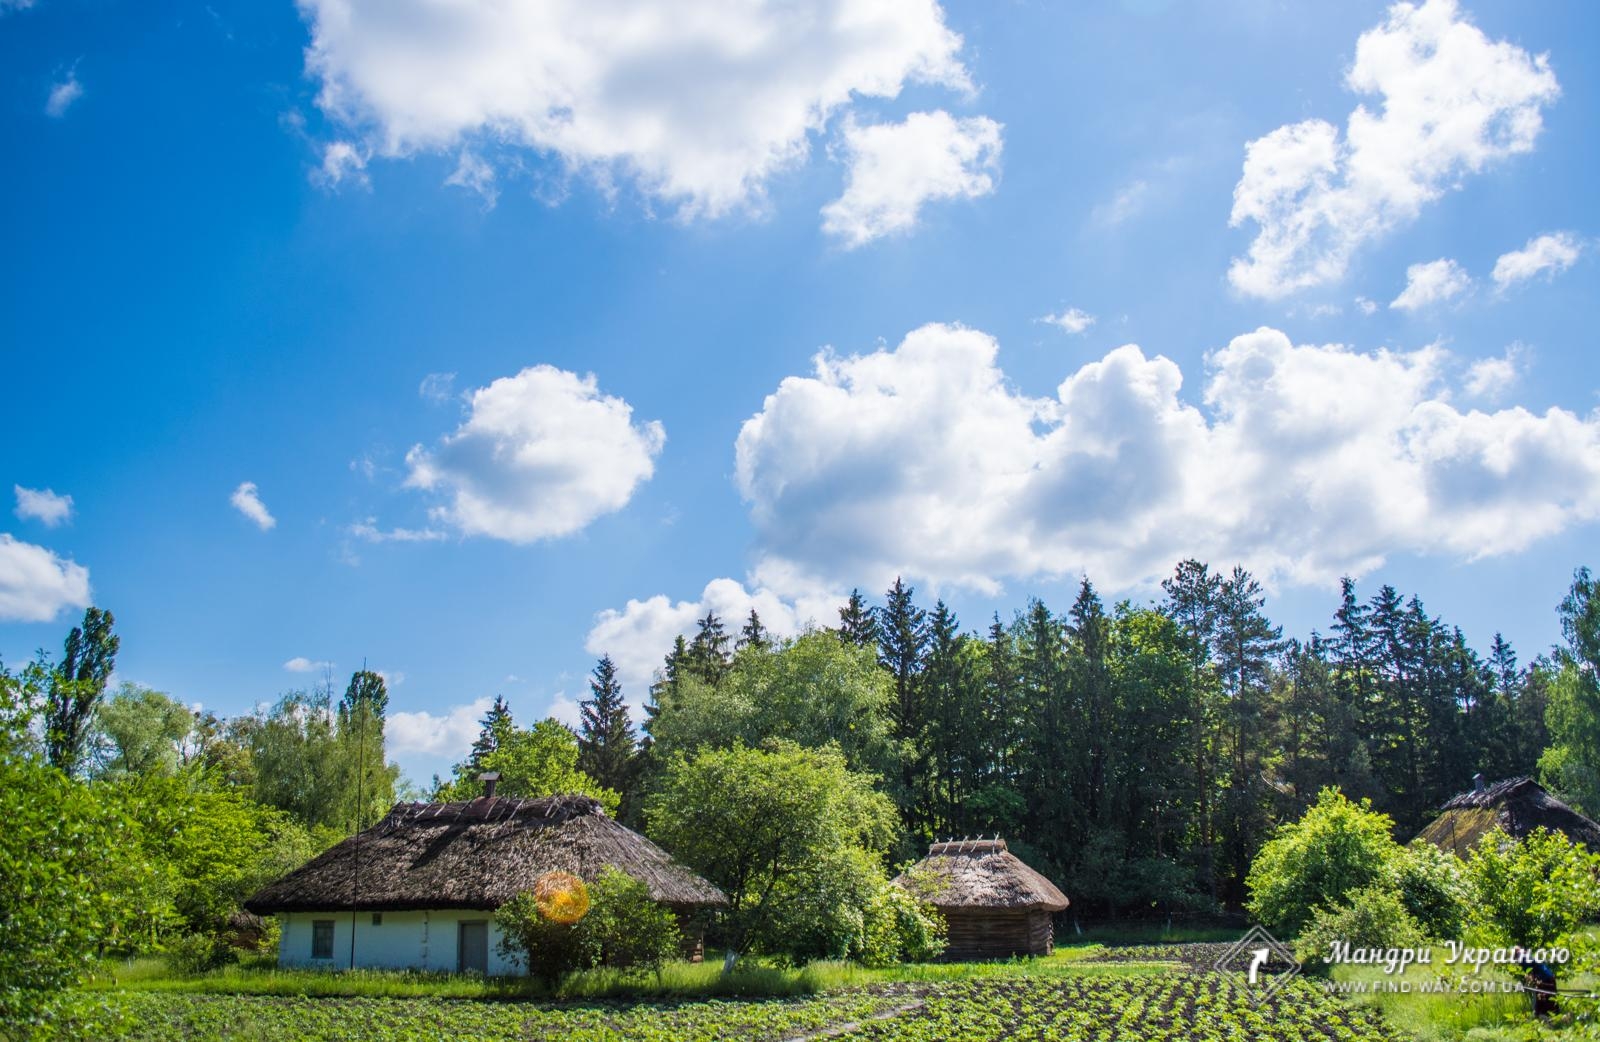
405, 365, 664, 543
586, 576, 841, 698
1463, 344, 1526, 400
296, 0, 970, 219
312, 140, 369, 189
14, 485, 73, 527
821, 111, 1001, 247
1492, 232, 1582, 289
387, 696, 492, 757
1228, 0, 1559, 298
283, 656, 332, 673
45, 72, 81, 118
230, 482, 276, 531
732, 322, 1600, 597
1390, 258, 1471, 311
1040, 308, 1096, 335
0, 534, 91, 622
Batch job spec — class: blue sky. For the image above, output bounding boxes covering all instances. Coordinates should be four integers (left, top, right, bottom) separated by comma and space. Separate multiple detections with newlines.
3, 0, 1597, 786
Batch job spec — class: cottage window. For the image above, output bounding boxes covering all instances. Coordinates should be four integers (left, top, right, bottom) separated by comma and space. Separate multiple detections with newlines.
311, 920, 335, 959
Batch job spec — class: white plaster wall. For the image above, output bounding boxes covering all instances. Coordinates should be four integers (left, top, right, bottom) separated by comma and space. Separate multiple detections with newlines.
276, 911, 524, 975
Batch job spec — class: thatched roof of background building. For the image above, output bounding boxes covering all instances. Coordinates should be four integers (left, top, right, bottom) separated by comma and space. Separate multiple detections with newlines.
1416, 777, 1600, 857
245, 794, 726, 914
894, 838, 1069, 912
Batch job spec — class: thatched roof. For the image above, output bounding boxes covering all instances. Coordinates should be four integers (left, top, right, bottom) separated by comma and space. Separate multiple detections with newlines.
1416, 777, 1600, 857
244, 794, 726, 914
894, 838, 1069, 912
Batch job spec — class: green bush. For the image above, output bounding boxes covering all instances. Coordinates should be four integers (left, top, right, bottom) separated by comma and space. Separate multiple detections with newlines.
494, 889, 588, 984
495, 869, 684, 983
1, 702, 150, 1027
852, 879, 947, 967
1294, 885, 1427, 969
161, 933, 237, 976
578, 867, 682, 973
1464, 827, 1600, 949
1384, 840, 1468, 940
1245, 788, 1401, 934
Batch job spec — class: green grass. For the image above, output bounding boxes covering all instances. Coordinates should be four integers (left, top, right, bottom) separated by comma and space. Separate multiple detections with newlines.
1061, 921, 1247, 946
84, 945, 1168, 1004
1326, 947, 1600, 1042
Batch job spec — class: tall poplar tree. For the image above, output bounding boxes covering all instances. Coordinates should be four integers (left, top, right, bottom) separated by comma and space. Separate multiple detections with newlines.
45, 606, 120, 775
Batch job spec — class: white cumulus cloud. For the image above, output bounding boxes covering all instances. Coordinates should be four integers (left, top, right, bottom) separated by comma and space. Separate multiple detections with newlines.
14, 486, 73, 527
1040, 308, 1096, 335
405, 365, 665, 543
732, 322, 1600, 597
1228, 0, 1558, 299
0, 534, 91, 622
1390, 258, 1472, 311
821, 111, 1001, 247
283, 657, 333, 673
1492, 232, 1582, 290
586, 576, 841, 699
387, 696, 493, 757
1463, 344, 1526, 400
230, 482, 276, 531
295, 0, 970, 219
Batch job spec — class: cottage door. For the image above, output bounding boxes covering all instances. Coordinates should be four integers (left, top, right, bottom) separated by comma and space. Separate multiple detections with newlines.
458, 921, 489, 974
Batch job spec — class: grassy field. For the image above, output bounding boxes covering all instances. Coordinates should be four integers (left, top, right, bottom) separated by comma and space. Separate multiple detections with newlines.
60, 941, 1598, 1041
1325, 948, 1599, 1042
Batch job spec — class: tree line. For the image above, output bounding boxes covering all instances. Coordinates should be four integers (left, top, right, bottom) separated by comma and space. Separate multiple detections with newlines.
3, 560, 1596, 1018
561, 561, 1598, 916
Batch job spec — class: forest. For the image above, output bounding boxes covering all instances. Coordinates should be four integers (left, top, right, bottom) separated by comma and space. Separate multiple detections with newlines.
3, 558, 1598, 1021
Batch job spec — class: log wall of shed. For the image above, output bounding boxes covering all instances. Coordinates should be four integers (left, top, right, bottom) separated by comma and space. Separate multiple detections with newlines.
940, 909, 1054, 961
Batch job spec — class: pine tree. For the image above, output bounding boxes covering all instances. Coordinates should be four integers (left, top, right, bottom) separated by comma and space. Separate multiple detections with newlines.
643, 635, 690, 750
738, 609, 771, 652
1214, 566, 1283, 896
921, 600, 967, 834
468, 695, 513, 772
1066, 579, 1111, 824
685, 613, 732, 686
577, 655, 637, 794
877, 578, 928, 828
837, 589, 879, 649
1160, 559, 1222, 897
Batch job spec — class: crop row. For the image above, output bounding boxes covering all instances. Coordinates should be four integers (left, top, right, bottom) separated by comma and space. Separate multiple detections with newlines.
97, 987, 914, 1042
92, 973, 1404, 1042
836, 976, 1407, 1042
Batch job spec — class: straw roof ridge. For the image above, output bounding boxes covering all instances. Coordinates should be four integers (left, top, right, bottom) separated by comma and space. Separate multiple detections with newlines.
1416, 776, 1600, 856
244, 793, 727, 914
896, 837, 1069, 912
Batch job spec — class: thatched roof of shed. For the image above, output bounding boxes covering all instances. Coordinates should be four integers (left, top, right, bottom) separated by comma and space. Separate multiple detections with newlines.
894, 838, 1069, 912
244, 794, 726, 914
1416, 777, 1600, 857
